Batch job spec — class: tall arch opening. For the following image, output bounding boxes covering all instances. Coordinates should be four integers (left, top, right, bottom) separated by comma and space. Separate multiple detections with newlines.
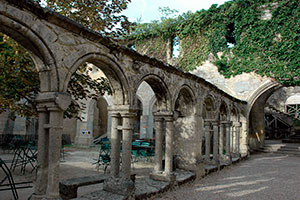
173, 86, 197, 169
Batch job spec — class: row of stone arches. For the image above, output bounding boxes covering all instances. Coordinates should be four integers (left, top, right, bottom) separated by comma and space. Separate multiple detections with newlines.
0, 1, 247, 199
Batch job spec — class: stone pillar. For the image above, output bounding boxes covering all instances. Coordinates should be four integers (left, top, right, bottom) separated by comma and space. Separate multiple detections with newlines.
231, 124, 236, 153
212, 121, 219, 164
235, 122, 242, 156
110, 113, 121, 178
219, 122, 225, 159
32, 92, 71, 200
34, 107, 49, 197
46, 106, 64, 199
165, 116, 174, 175
204, 120, 211, 163
121, 113, 134, 179
154, 116, 164, 173
225, 121, 232, 162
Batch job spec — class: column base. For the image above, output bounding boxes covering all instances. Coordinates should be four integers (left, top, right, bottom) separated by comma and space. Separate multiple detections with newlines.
103, 177, 135, 197
30, 194, 44, 200
150, 171, 176, 182
221, 155, 232, 165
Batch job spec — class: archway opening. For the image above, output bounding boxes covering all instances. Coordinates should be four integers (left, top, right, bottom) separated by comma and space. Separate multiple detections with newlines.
0, 34, 41, 148
202, 96, 216, 160
174, 87, 197, 168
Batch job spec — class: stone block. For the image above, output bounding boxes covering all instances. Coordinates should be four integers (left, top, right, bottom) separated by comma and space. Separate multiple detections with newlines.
149, 172, 176, 183
103, 177, 135, 197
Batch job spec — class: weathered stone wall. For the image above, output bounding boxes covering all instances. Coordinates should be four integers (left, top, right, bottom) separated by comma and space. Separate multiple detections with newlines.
267, 86, 300, 112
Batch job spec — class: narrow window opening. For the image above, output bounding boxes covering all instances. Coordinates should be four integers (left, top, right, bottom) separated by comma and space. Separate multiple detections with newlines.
172, 36, 180, 58
226, 23, 236, 48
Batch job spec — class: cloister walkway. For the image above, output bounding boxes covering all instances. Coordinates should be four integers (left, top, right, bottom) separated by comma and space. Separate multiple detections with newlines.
156, 152, 300, 200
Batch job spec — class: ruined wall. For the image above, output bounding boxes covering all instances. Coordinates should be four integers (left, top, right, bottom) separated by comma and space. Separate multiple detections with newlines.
267, 86, 300, 113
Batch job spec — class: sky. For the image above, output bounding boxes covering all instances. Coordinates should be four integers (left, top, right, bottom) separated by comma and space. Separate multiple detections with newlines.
123, 0, 230, 23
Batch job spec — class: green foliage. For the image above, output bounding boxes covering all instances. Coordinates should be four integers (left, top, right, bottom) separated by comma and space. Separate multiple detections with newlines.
34, 0, 132, 37
129, 0, 300, 86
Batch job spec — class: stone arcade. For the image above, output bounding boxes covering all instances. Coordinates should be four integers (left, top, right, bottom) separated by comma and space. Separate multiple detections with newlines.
0, 0, 282, 199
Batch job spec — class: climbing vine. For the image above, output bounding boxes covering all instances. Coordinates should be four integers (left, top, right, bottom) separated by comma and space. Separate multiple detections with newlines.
128, 0, 300, 86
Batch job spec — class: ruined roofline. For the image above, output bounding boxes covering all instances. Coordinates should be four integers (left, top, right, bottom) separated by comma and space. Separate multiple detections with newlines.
4, 0, 246, 104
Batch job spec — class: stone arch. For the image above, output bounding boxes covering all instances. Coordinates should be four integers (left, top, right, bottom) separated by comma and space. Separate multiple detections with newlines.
173, 84, 199, 169
247, 81, 281, 116
230, 106, 239, 122
173, 84, 197, 117
247, 81, 282, 149
219, 101, 230, 121
0, 7, 57, 91
135, 74, 171, 112
202, 94, 217, 120
65, 53, 130, 105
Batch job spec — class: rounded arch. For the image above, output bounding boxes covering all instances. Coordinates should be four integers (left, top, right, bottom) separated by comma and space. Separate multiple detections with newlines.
64, 53, 131, 105
173, 84, 197, 117
247, 81, 282, 116
135, 74, 172, 112
202, 94, 217, 120
247, 81, 282, 149
230, 106, 239, 122
219, 101, 229, 121
0, 9, 57, 91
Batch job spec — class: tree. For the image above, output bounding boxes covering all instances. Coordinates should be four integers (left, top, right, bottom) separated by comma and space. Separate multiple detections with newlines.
0, 0, 132, 119
35, 0, 132, 37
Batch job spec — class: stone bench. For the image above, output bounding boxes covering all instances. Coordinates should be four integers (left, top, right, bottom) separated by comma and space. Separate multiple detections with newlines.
59, 174, 110, 199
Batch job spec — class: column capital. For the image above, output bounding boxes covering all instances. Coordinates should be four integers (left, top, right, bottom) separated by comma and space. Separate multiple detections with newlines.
204, 120, 211, 127
211, 120, 219, 126
36, 92, 71, 111
233, 121, 242, 127
120, 112, 136, 118
222, 121, 232, 127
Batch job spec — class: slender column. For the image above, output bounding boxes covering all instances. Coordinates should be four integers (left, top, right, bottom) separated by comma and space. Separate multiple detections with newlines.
231, 124, 236, 153
225, 122, 232, 159
121, 113, 135, 179
154, 116, 164, 173
235, 122, 241, 155
110, 113, 121, 178
165, 116, 174, 174
204, 121, 211, 163
219, 122, 225, 158
34, 107, 49, 197
46, 106, 64, 199
212, 121, 219, 163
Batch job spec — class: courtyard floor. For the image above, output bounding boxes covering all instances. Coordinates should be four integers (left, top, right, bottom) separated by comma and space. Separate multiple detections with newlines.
0, 145, 154, 200
155, 152, 300, 200
2, 144, 300, 200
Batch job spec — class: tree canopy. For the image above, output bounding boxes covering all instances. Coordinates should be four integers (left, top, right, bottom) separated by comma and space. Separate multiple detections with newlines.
0, 0, 131, 119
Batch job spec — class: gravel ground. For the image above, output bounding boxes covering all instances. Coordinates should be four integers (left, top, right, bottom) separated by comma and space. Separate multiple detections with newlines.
0, 146, 154, 200
155, 153, 300, 200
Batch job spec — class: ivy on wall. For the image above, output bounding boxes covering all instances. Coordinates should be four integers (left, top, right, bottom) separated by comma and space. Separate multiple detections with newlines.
127, 0, 300, 86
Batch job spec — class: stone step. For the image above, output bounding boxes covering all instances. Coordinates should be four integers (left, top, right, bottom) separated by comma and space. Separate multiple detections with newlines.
279, 146, 300, 151
275, 150, 300, 156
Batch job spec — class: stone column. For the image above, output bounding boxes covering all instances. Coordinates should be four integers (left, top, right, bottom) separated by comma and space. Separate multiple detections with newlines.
212, 121, 219, 164
154, 116, 164, 173
235, 122, 241, 156
225, 121, 232, 161
219, 122, 225, 159
46, 106, 64, 199
204, 120, 211, 163
110, 113, 121, 178
34, 107, 49, 197
231, 124, 236, 153
165, 116, 174, 175
121, 113, 135, 179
